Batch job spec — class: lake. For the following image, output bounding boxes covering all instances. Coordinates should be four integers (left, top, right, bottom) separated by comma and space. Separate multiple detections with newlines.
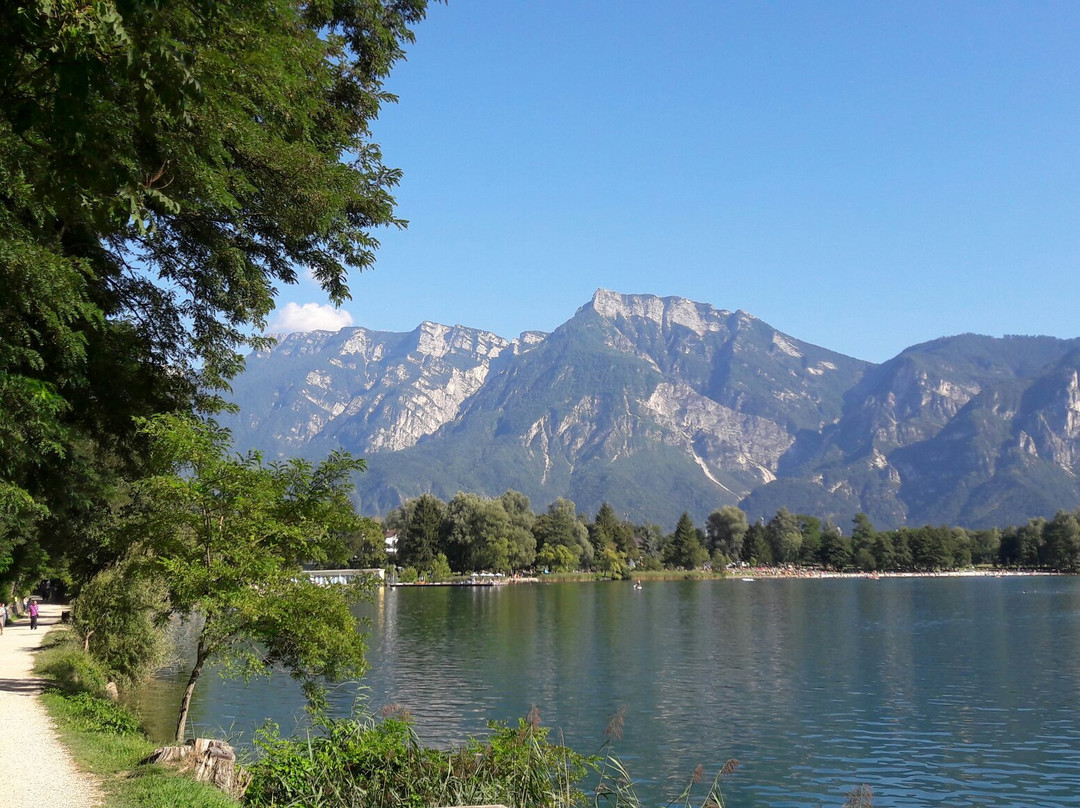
140, 576, 1080, 807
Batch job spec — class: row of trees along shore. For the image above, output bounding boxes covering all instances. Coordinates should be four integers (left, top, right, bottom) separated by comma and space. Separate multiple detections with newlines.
380, 493, 1080, 577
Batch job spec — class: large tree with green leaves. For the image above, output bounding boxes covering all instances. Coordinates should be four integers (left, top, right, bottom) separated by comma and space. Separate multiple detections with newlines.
706, 505, 748, 559
534, 498, 591, 571
663, 512, 707, 570
130, 414, 371, 741
0, 0, 431, 590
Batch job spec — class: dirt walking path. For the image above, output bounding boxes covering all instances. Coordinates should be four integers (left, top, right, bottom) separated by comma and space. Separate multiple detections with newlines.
0, 602, 103, 808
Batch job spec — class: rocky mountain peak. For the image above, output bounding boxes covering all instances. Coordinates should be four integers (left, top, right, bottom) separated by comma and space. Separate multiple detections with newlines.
589, 288, 731, 337
413, 321, 511, 361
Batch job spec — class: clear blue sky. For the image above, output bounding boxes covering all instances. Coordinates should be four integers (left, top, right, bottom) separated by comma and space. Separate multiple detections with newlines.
269, 1, 1080, 364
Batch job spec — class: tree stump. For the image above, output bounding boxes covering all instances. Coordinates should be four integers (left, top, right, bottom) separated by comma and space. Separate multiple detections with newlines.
141, 738, 252, 799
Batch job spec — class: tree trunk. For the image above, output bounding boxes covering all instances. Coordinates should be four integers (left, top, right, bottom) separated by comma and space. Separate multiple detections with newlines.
175, 642, 208, 742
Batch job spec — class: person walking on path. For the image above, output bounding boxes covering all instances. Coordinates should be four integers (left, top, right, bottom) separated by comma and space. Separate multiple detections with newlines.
0, 602, 104, 807
29, 598, 39, 630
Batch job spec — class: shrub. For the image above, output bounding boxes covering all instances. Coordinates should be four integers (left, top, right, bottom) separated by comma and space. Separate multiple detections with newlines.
35, 632, 110, 697
63, 692, 142, 735
72, 557, 169, 687
246, 708, 593, 808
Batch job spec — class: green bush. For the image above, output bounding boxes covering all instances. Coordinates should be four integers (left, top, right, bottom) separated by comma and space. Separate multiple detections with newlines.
72, 557, 169, 687
35, 632, 110, 697
63, 692, 142, 735
246, 709, 593, 808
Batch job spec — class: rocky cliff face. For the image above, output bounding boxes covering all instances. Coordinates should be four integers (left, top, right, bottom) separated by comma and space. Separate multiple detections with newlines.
227, 291, 1080, 529
224, 322, 544, 458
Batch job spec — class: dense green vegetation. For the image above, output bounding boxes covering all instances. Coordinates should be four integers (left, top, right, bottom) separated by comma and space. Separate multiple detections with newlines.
384, 491, 1080, 578
0, 0, 431, 604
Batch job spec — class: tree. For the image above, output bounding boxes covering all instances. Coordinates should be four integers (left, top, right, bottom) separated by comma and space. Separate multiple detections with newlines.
591, 503, 633, 575
636, 523, 666, 560
0, 0, 432, 592
851, 513, 876, 559
819, 523, 851, 570
590, 503, 621, 561
706, 506, 748, 560
971, 528, 1001, 566
399, 494, 446, 570
766, 508, 802, 564
741, 523, 772, 565
663, 513, 707, 570
534, 499, 590, 571
344, 517, 387, 569
1018, 517, 1048, 567
797, 514, 823, 565
72, 555, 169, 686
1043, 511, 1080, 572
131, 415, 370, 741
870, 531, 896, 571
500, 491, 537, 571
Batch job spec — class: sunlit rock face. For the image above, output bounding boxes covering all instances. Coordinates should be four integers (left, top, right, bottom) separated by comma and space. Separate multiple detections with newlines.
227, 322, 545, 456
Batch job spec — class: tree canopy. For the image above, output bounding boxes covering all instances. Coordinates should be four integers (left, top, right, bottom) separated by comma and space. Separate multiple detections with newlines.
0, 0, 432, 592
130, 414, 370, 741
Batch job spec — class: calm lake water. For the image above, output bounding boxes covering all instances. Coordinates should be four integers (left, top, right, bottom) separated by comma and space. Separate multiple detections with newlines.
140, 577, 1080, 807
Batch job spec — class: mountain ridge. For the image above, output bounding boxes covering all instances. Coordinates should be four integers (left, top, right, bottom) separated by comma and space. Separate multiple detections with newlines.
223, 290, 1080, 529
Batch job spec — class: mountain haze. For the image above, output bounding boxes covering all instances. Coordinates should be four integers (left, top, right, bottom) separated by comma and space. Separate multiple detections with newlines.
224, 291, 1080, 529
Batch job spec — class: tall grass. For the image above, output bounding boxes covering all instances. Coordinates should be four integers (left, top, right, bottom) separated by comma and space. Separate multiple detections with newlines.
246, 704, 592, 808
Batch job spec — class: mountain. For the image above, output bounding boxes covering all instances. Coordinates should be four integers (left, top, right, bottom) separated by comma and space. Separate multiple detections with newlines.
223, 290, 1080, 529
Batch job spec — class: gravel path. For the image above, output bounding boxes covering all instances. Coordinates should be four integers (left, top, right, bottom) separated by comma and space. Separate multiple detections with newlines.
0, 603, 104, 808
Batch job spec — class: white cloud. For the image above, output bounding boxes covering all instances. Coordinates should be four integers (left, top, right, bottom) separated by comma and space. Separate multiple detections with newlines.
269, 302, 354, 334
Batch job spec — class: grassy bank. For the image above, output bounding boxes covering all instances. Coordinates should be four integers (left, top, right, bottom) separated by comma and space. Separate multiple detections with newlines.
34, 627, 238, 808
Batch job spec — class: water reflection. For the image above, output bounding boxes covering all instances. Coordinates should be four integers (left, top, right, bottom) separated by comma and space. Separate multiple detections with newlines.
141, 577, 1080, 807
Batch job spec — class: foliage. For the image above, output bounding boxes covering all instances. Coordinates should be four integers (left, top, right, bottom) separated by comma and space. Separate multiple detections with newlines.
0, 0, 431, 604
72, 555, 169, 686
706, 506, 748, 559
766, 508, 803, 563
534, 498, 591, 569
396, 493, 445, 570
35, 627, 239, 804
246, 708, 593, 808
35, 629, 112, 697
344, 517, 389, 569
663, 513, 707, 570
128, 414, 371, 741
428, 553, 453, 583
443, 491, 535, 573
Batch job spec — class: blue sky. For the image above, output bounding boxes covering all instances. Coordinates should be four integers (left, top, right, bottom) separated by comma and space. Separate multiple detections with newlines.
268, 1, 1080, 364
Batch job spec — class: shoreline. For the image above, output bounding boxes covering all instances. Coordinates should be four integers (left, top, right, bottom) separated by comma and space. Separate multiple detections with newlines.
392, 568, 1067, 587
730, 567, 1063, 580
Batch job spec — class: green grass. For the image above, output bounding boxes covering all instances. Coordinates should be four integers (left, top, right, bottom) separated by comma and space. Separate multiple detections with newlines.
34, 628, 239, 808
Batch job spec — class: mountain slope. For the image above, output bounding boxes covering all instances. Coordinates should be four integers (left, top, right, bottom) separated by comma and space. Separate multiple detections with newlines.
226, 291, 1080, 529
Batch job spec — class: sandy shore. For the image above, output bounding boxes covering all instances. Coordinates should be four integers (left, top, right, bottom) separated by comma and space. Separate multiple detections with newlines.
732, 567, 1062, 579
0, 602, 103, 808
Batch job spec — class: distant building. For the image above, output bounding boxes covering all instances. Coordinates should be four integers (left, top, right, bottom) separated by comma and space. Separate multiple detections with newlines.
384, 529, 400, 556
